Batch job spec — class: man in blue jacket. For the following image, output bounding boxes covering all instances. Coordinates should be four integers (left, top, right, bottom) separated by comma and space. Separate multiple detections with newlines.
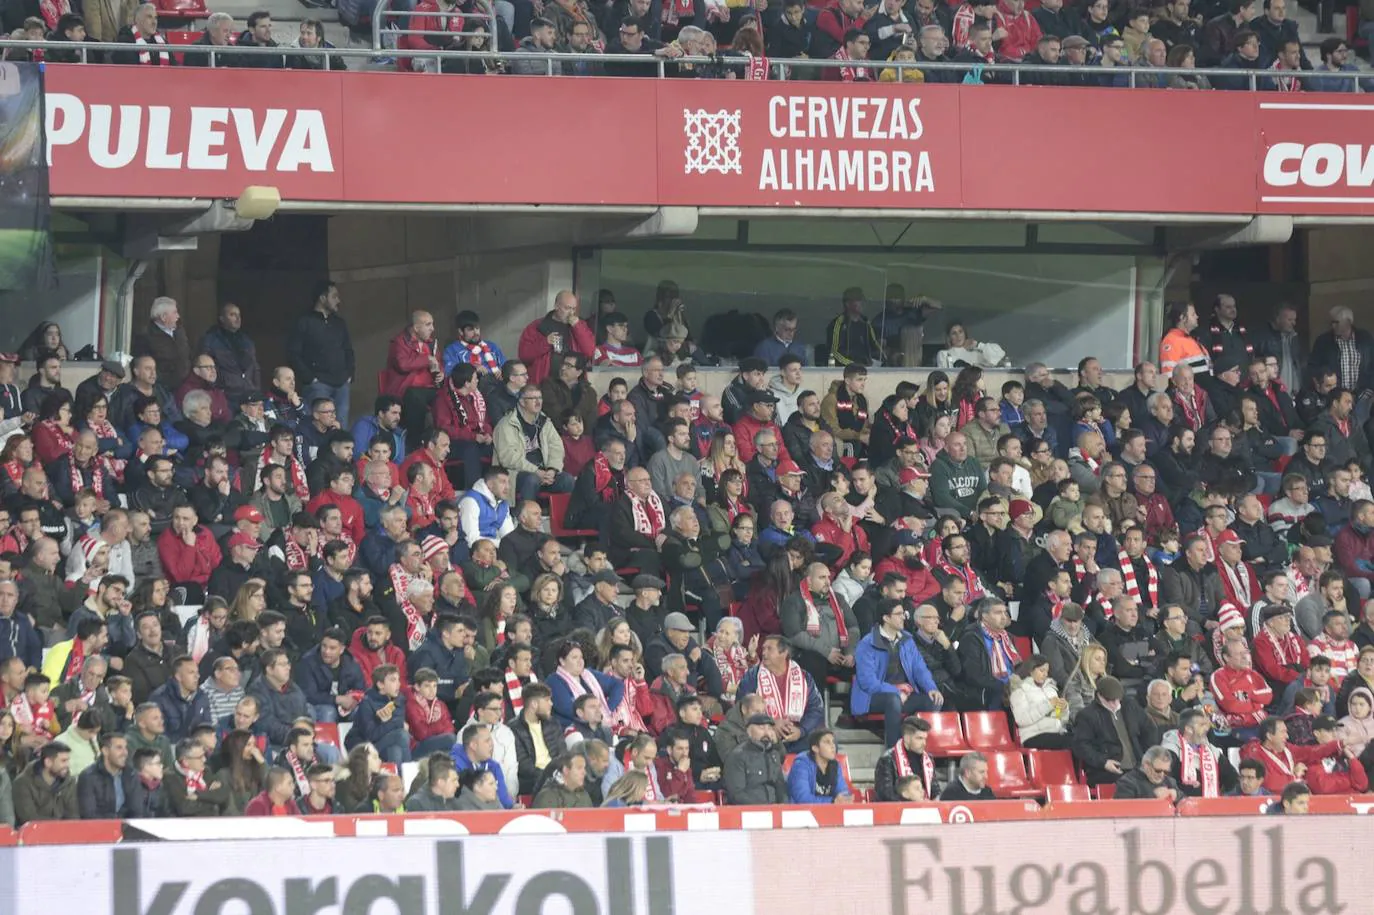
0, 579, 42, 670
351, 396, 406, 466
851, 598, 943, 746
149, 656, 213, 742
293, 628, 366, 723
786, 728, 853, 804
347, 663, 410, 763
407, 616, 471, 715
451, 721, 515, 809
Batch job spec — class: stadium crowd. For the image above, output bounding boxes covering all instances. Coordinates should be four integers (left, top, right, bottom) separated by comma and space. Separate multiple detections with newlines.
0, 284, 1370, 822
2, 0, 1370, 88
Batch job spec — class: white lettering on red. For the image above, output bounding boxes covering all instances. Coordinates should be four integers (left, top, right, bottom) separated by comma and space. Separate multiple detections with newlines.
1263, 141, 1374, 189
761, 95, 932, 194
45, 92, 335, 173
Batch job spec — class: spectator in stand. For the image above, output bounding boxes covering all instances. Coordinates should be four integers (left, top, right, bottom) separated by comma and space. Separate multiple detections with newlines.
863, 0, 914, 61
112, 4, 171, 63
289, 18, 345, 71
992, 0, 1040, 59
1242, 715, 1367, 794
286, 282, 355, 428
518, 292, 595, 387
723, 713, 787, 804
1211, 637, 1273, 743
380, 311, 443, 450
939, 751, 996, 801
786, 728, 853, 804
132, 298, 189, 392
442, 311, 505, 379
1071, 676, 1153, 786
826, 287, 883, 368
1336, 500, 1374, 600
1112, 746, 1183, 802
235, 10, 284, 67
812, 0, 872, 60
493, 386, 573, 504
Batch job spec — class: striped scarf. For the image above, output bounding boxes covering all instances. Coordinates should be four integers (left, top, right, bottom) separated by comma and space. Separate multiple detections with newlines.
388, 563, 427, 650
131, 27, 172, 65
892, 741, 935, 799
68, 458, 105, 504
505, 669, 536, 715
256, 445, 309, 501
1118, 550, 1158, 607
802, 579, 849, 648
446, 380, 487, 435
460, 340, 502, 373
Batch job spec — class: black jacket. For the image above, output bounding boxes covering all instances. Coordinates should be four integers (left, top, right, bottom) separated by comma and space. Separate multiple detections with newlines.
954, 628, 1010, 710
873, 746, 937, 801
1232, 517, 1288, 571
287, 309, 356, 388
124, 643, 173, 706
180, 31, 243, 67
509, 715, 568, 795
1071, 698, 1154, 785
408, 630, 470, 703
1112, 766, 1179, 800
1159, 557, 1224, 628
643, 634, 724, 696
723, 738, 787, 805
77, 764, 137, 819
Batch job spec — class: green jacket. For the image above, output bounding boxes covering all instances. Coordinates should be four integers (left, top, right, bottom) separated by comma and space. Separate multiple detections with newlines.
532, 782, 592, 809
929, 451, 985, 518
12, 761, 79, 824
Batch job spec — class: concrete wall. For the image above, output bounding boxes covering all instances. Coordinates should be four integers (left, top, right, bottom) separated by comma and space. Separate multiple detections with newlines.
1305, 226, 1374, 344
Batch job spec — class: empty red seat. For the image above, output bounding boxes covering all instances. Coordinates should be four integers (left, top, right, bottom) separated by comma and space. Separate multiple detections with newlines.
919, 711, 971, 757
964, 711, 1017, 753
157, 0, 209, 22
985, 751, 1038, 799
1094, 783, 1117, 800
1027, 749, 1080, 788
1046, 784, 1092, 803
548, 491, 597, 539
314, 722, 342, 749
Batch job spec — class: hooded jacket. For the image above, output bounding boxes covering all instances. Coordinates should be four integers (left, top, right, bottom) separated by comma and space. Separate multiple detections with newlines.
929, 450, 985, 518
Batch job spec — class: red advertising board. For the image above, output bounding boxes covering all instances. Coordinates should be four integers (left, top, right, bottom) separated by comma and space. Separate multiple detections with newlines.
41, 65, 1374, 215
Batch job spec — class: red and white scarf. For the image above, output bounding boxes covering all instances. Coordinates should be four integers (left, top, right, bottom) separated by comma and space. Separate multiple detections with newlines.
257, 445, 310, 501
177, 762, 207, 794
708, 636, 749, 693
832, 46, 870, 82
745, 52, 770, 81
9, 693, 54, 736
630, 490, 666, 538
1068, 447, 1100, 476
388, 563, 428, 650
458, 339, 502, 374
801, 579, 849, 648
2, 460, 25, 489
284, 533, 311, 572
1268, 59, 1302, 93
554, 667, 610, 718
315, 531, 356, 565
937, 561, 986, 602
1218, 559, 1257, 609
1070, 554, 1091, 586
62, 637, 86, 684
892, 740, 935, 799
662, 0, 693, 26
284, 749, 310, 797
505, 669, 535, 715
446, 381, 487, 435
756, 661, 807, 722
1256, 626, 1304, 668
1118, 550, 1158, 607
1172, 386, 1206, 430
1179, 740, 1219, 798
187, 617, 213, 663
414, 692, 445, 726
38, 0, 68, 31
1042, 588, 1065, 622
609, 675, 648, 735
638, 762, 660, 801
69, 458, 105, 503
1258, 744, 1296, 779
983, 624, 1020, 679
130, 27, 172, 65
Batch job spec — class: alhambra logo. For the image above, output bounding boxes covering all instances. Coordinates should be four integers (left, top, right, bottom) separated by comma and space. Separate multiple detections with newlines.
683, 108, 742, 175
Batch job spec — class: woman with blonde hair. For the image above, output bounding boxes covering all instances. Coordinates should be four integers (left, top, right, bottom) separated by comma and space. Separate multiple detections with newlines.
603, 768, 651, 807
596, 618, 643, 666
701, 429, 748, 502
230, 579, 268, 623
1064, 643, 1108, 723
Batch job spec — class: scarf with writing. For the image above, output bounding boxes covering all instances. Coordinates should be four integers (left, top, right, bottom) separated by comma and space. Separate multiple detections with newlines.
505, 669, 535, 715
802, 579, 848, 648
284, 533, 311, 572
285, 749, 310, 797
937, 560, 987, 602
315, 530, 356, 565
446, 380, 487, 434
415, 692, 445, 725
1043, 588, 1065, 622
131, 27, 172, 65
893, 740, 935, 799
63, 637, 85, 683
609, 674, 648, 735
630, 490, 666, 538
388, 563, 428, 650
38, 0, 67, 30
707, 635, 750, 693
833, 46, 870, 82
2, 460, 25, 489
662, 0, 693, 24
40, 421, 72, 461
1119, 550, 1158, 607
1268, 59, 1302, 92
9, 693, 54, 736
554, 667, 610, 718
459, 339, 501, 373
757, 661, 807, 722
187, 617, 213, 663
257, 445, 310, 501
982, 623, 1020, 680
1180, 739, 1220, 797
746, 52, 770, 80
1070, 554, 1090, 586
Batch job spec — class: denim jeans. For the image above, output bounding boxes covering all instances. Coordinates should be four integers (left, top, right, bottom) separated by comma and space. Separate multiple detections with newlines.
868, 689, 937, 746
303, 381, 352, 428
309, 703, 338, 724
515, 469, 574, 503
374, 729, 412, 764
414, 734, 457, 758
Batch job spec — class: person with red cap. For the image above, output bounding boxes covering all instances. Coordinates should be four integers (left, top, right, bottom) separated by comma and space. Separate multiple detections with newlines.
1210, 632, 1273, 743
773, 458, 817, 531
206, 529, 262, 605
893, 466, 935, 526
1215, 529, 1260, 609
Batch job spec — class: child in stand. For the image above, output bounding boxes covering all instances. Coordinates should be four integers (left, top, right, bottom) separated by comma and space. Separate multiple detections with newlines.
1049, 479, 1083, 533
999, 380, 1025, 427
9, 672, 58, 745
1150, 526, 1182, 567
62, 489, 99, 556
597, 378, 629, 419
676, 364, 702, 421
560, 412, 594, 478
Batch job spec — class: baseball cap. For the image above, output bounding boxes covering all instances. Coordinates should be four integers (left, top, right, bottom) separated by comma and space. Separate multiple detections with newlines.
228, 532, 261, 551
234, 506, 265, 524
1215, 529, 1245, 547
456, 310, 481, 329
776, 458, 804, 477
664, 612, 694, 632
745, 388, 779, 406
240, 392, 265, 406
895, 529, 922, 548
898, 467, 930, 486
1009, 499, 1035, 522
747, 713, 774, 727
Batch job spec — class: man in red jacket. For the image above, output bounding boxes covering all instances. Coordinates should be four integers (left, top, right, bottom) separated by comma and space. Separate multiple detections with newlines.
1334, 500, 1374, 601
1240, 716, 1367, 795
380, 310, 443, 452
811, 492, 870, 573
872, 531, 941, 606
993, 0, 1042, 59
518, 291, 595, 386
400, 430, 456, 504
1210, 638, 1273, 743
156, 505, 222, 603
733, 389, 790, 464
349, 617, 409, 688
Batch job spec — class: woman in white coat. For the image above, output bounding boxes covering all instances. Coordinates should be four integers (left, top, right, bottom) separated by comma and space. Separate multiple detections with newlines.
1010, 655, 1072, 750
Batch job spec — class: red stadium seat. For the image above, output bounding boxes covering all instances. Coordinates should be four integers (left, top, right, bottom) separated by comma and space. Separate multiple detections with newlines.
964, 711, 1017, 753
1094, 783, 1117, 800
1046, 784, 1092, 803
314, 722, 342, 749
918, 712, 971, 757
156, 0, 209, 25
985, 751, 1039, 798
1027, 749, 1079, 787
547, 491, 597, 539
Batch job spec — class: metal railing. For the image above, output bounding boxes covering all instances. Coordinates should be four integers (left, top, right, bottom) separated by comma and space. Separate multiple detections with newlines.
2, 36, 1364, 90
368, 0, 499, 66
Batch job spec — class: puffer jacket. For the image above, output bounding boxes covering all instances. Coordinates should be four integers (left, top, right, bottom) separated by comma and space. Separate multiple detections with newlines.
1009, 674, 1068, 741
